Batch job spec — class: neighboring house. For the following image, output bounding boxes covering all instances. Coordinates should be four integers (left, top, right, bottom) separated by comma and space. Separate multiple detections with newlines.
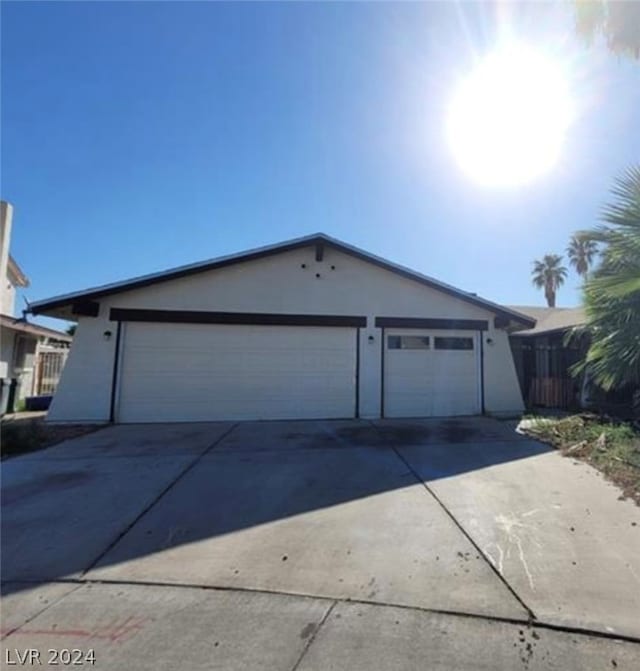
29, 233, 535, 424
0, 201, 72, 414
508, 305, 587, 410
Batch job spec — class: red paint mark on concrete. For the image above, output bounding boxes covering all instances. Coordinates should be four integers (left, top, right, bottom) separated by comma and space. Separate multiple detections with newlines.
5, 616, 147, 644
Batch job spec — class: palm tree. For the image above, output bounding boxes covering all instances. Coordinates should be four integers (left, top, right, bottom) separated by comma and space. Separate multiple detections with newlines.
531, 254, 568, 307
567, 235, 598, 277
572, 166, 640, 391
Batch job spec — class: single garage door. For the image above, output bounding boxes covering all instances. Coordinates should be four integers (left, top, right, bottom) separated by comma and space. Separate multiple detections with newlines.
116, 323, 357, 422
383, 329, 480, 418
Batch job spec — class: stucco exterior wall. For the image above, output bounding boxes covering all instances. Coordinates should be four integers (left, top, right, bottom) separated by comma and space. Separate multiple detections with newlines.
482, 329, 525, 415
48, 313, 117, 421
0, 329, 15, 379
2, 282, 16, 316
0, 201, 13, 316
47, 247, 524, 422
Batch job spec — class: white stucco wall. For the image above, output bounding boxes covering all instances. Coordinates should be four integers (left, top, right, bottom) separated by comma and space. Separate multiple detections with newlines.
47, 311, 117, 421
47, 246, 524, 422
482, 329, 525, 415
0, 328, 15, 379
0, 201, 14, 316
2, 282, 16, 316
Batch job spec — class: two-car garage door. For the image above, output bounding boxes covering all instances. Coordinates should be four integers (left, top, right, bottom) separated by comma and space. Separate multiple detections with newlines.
116, 323, 357, 423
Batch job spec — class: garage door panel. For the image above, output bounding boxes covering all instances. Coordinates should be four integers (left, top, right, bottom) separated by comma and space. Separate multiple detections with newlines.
384, 330, 480, 418
117, 323, 356, 422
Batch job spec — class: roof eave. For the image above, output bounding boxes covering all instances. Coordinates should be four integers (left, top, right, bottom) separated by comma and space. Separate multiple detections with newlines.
29, 233, 328, 315
28, 233, 536, 328
0, 316, 72, 341
513, 324, 585, 338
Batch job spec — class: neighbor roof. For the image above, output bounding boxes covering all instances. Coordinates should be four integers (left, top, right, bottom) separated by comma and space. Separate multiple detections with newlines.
0, 313, 72, 341
29, 233, 535, 328
507, 305, 586, 336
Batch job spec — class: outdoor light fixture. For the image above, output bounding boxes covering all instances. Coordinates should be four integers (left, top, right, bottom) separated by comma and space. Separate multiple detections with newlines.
368, 335, 375, 343
103, 330, 112, 341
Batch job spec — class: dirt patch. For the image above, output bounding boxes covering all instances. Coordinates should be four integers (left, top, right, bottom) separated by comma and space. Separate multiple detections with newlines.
521, 414, 640, 506
1, 416, 104, 459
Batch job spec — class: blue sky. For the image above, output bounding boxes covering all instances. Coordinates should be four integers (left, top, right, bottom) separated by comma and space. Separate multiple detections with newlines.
2, 1, 639, 327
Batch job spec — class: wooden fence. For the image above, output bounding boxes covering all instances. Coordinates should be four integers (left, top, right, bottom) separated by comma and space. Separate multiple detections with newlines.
528, 377, 577, 409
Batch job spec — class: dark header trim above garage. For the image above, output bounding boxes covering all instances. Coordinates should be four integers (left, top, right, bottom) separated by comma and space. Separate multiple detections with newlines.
72, 301, 100, 317
374, 317, 489, 331
29, 233, 535, 329
109, 308, 367, 328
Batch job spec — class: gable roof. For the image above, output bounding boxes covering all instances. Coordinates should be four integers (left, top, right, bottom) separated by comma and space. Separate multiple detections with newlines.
507, 305, 585, 336
29, 233, 535, 328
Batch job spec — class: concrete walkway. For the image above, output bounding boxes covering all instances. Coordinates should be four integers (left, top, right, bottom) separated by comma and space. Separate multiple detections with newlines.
2, 418, 639, 669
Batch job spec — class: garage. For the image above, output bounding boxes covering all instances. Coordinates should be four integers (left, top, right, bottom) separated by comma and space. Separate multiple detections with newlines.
116, 320, 359, 423
29, 233, 534, 423
382, 329, 481, 418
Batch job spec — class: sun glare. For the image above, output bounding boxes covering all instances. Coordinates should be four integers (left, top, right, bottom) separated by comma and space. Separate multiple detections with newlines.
447, 43, 573, 187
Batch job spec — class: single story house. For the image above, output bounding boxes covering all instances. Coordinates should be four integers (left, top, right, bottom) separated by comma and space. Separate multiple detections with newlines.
29, 234, 535, 424
508, 306, 587, 410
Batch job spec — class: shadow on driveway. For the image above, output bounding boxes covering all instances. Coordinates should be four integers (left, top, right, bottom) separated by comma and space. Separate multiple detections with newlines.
1, 417, 550, 601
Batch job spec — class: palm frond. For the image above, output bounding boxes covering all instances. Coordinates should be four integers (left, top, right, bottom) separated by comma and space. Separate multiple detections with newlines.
572, 164, 640, 390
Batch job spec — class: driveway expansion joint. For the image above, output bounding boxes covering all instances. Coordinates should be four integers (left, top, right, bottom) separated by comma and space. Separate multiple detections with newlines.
289, 600, 337, 671
365, 421, 536, 623
79, 422, 240, 576
0, 582, 84, 641
35, 577, 640, 647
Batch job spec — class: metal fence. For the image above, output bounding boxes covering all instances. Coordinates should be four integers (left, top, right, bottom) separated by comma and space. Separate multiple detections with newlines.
35, 349, 68, 396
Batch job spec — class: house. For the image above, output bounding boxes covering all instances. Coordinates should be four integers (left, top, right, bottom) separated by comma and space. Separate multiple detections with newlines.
508, 305, 587, 410
29, 234, 535, 424
0, 201, 72, 414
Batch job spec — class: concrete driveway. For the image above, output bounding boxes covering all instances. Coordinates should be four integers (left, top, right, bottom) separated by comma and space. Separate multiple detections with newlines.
2, 418, 639, 669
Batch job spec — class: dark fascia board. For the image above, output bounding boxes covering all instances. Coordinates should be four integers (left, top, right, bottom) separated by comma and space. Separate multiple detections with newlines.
29, 233, 535, 328
72, 301, 100, 317
110, 308, 366, 328
375, 317, 489, 331
510, 326, 579, 339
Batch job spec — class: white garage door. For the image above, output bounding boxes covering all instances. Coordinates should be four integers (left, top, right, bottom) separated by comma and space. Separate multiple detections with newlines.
116, 323, 357, 422
384, 329, 480, 418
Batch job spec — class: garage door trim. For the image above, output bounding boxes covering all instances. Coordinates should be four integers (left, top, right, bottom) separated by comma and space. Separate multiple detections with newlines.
109, 321, 123, 423
110, 308, 366, 328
